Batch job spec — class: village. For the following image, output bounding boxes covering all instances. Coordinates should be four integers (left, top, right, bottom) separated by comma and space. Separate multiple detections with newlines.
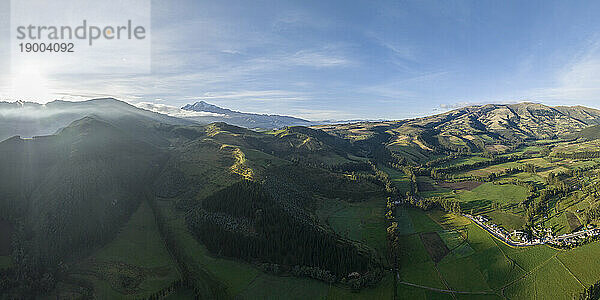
467, 214, 600, 248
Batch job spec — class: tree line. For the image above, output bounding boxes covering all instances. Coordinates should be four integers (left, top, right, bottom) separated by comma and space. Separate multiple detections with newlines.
186, 180, 383, 288
554, 151, 600, 159
148, 197, 229, 299
430, 152, 540, 177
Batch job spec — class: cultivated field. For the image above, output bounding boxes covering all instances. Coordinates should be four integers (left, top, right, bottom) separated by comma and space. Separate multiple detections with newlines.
387, 139, 600, 299
394, 207, 591, 299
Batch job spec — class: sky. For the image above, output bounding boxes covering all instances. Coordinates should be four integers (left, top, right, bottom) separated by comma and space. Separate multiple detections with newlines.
1, 0, 600, 120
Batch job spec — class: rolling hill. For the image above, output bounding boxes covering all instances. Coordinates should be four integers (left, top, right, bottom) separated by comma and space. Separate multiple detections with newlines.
0, 98, 193, 142
317, 102, 600, 160
3, 98, 600, 298
0, 98, 387, 298
573, 125, 600, 141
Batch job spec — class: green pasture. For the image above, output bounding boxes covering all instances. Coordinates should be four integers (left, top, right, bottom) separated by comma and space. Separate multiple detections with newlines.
455, 183, 528, 212
74, 201, 180, 299
159, 199, 394, 299
318, 197, 388, 256
393, 208, 597, 299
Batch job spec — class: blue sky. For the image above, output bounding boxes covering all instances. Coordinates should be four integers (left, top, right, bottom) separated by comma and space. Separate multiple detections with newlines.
2, 0, 600, 120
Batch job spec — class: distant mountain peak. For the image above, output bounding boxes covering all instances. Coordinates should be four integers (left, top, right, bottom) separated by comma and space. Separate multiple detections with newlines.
182, 101, 237, 116
181, 100, 313, 130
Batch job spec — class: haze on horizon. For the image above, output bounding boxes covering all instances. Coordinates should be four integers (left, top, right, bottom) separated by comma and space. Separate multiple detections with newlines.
1, 0, 600, 120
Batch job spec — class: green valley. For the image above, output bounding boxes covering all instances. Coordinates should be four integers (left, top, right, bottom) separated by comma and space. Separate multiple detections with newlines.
1, 99, 600, 299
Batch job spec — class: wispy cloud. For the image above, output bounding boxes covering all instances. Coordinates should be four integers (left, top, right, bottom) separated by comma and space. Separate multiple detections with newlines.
524, 39, 600, 108
247, 45, 355, 69
358, 71, 449, 101
286, 108, 356, 120
192, 90, 305, 101
288, 48, 353, 68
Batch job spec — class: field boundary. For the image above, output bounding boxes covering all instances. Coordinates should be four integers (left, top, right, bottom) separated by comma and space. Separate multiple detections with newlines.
555, 256, 585, 289
499, 252, 558, 292
398, 281, 496, 295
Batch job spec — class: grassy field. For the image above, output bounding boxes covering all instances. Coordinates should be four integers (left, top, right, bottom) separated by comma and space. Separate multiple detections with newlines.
380, 165, 412, 194
317, 197, 388, 256
157, 200, 259, 297
71, 201, 181, 299
453, 183, 528, 214
550, 140, 600, 154
462, 161, 522, 177
381, 139, 600, 299
406, 209, 442, 233
391, 207, 596, 299
557, 242, 600, 287
158, 199, 394, 299
237, 275, 330, 299
327, 274, 394, 299
439, 155, 492, 168
505, 172, 545, 185
387, 144, 432, 164
503, 257, 583, 300
395, 207, 416, 235
485, 210, 525, 232
396, 284, 454, 299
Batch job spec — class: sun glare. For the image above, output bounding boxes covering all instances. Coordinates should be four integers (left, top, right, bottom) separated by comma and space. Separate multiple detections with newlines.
8, 63, 55, 103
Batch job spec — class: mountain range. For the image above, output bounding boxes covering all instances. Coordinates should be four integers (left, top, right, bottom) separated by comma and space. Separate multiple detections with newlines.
2, 98, 600, 298
180, 101, 314, 129
318, 102, 600, 161
0, 98, 192, 142
5, 99, 600, 147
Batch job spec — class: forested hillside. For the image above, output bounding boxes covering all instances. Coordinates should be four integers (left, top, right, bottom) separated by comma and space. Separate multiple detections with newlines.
0, 117, 165, 295
0, 99, 390, 298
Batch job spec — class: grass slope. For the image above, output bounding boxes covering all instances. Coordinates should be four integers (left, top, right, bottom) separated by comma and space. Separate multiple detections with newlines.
72, 201, 180, 299
160, 199, 392, 299
394, 208, 594, 299
317, 197, 388, 257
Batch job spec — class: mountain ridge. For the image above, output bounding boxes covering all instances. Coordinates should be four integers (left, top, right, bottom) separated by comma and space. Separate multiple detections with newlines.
0, 98, 194, 142
181, 100, 314, 129
317, 102, 600, 157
